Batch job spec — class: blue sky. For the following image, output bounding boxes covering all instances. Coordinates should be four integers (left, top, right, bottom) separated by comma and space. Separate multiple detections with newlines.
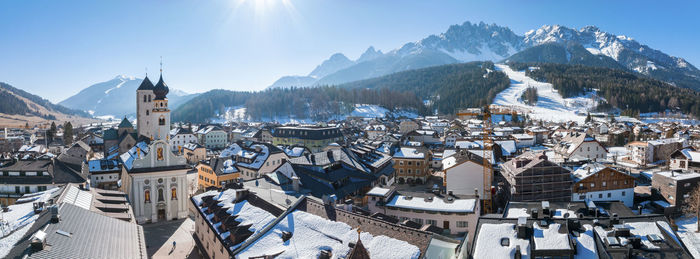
1, 0, 698, 102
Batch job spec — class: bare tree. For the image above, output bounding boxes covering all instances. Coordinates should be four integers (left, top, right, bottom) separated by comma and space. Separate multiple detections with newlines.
683, 184, 700, 232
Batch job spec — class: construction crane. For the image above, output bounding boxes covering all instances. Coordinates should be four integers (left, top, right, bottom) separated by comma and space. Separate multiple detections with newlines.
456, 105, 520, 214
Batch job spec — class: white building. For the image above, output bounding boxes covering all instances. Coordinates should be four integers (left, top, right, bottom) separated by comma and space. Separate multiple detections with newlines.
120, 75, 189, 223
442, 150, 490, 198
366, 187, 479, 240
552, 132, 607, 162
169, 127, 198, 152
120, 140, 189, 223
136, 74, 171, 141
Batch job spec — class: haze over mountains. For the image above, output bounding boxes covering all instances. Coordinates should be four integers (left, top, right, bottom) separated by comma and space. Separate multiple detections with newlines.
59, 75, 199, 118
268, 21, 700, 91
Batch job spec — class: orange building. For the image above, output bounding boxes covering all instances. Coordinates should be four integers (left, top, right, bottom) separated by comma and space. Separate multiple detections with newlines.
196, 157, 240, 189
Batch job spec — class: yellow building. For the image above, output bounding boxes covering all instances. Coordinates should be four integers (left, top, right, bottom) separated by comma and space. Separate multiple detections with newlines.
196, 157, 240, 189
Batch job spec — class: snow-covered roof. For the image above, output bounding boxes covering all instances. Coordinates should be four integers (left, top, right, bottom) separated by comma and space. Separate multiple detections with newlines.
393, 147, 425, 159
385, 195, 476, 213
571, 163, 608, 182
237, 210, 421, 258
655, 171, 700, 181
532, 222, 570, 250
366, 187, 391, 197
680, 149, 700, 162
473, 223, 531, 258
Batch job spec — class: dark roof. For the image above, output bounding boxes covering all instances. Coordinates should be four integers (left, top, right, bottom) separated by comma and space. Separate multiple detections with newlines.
9, 203, 147, 259
136, 76, 154, 91
272, 126, 343, 140
103, 128, 118, 141
153, 74, 169, 100
118, 117, 133, 129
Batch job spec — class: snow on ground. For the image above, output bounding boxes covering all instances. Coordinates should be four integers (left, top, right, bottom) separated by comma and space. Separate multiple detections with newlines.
493, 64, 603, 123
351, 105, 388, 118
674, 216, 700, 258
0, 188, 60, 258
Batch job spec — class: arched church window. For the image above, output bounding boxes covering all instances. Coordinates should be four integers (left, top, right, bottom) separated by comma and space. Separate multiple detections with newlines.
143, 95, 147, 102
144, 190, 151, 203
148, 95, 152, 102
158, 188, 164, 202
146, 110, 149, 116
157, 147, 164, 161
171, 188, 177, 200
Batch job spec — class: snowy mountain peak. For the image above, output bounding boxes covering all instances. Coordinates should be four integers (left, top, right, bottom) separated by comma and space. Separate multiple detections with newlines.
308, 53, 355, 78
357, 46, 383, 63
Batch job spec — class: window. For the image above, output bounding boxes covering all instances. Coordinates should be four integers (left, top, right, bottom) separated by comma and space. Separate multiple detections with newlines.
15, 186, 20, 194
158, 188, 164, 202
416, 169, 421, 175
579, 183, 583, 188
19, 171, 25, 176
590, 183, 595, 188
145, 190, 151, 202
607, 193, 611, 198
457, 221, 468, 228
144, 95, 147, 102
157, 148, 164, 161
622, 191, 625, 196
602, 182, 607, 187
598, 194, 603, 198
146, 110, 149, 116
148, 95, 151, 102
413, 218, 423, 224
171, 188, 177, 200
25, 186, 30, 193
685, 183, 691, 187
426, 219, 437, 226
159, 117, 165, 126
417, 162, 421, 166
408, 169, 412, 174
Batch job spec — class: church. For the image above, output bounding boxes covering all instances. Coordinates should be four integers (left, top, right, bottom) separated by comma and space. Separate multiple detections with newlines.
119, 71, 189, 223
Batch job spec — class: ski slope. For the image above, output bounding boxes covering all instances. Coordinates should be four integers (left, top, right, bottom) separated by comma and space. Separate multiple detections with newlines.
493, 64, 602, 123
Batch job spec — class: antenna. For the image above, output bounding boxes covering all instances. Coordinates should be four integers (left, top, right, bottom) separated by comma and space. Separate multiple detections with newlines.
160, 56, 163, 74
145, 67, 148, 77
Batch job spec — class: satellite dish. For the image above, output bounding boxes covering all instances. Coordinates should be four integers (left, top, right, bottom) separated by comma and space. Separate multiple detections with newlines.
285, 199, 291, 205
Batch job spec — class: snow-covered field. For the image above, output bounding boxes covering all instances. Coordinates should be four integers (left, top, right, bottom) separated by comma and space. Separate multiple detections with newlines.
493, 64, 603, 123
351, 105, 389, 118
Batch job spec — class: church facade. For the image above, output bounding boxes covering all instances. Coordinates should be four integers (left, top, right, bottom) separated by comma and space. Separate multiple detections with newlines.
120, 73, 189, 224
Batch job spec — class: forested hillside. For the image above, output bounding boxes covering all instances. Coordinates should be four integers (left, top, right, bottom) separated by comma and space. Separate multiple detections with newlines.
512, 63, 700, 117
171, 90, 253, 123
173, 61, 511, 123
0, 82, 89, 118
339, 61, 511, 114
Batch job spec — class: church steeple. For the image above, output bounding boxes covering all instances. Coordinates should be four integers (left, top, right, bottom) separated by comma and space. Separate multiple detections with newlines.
154, 57, 169, 100
137, 76, 154, 91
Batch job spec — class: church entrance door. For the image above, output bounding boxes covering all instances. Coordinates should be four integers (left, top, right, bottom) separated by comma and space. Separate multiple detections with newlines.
158, 209, 166, 221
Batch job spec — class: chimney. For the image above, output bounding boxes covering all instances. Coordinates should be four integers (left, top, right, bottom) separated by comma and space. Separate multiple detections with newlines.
292, 176, 300, 192
516, 217, 528, 239
514, 245, 522, 259
611, 213, 619, 225
30, 230, 47, 252
50, 205, 60, 223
